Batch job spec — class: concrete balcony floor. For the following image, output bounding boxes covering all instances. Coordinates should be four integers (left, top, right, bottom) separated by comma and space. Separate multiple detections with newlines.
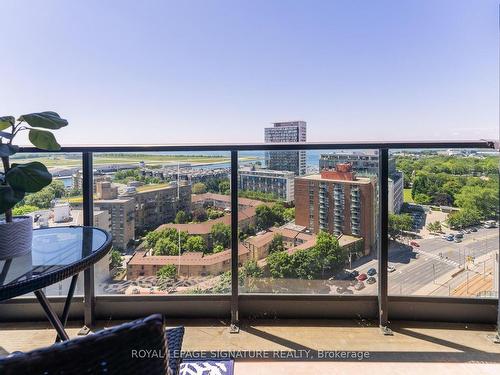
1, 319, 499, 374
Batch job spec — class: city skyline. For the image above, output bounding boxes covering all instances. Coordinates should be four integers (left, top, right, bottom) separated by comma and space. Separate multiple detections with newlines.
1, 0, 498, 146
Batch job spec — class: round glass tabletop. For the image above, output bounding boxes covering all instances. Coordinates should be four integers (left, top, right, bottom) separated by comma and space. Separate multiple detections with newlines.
0, 226, 112, 301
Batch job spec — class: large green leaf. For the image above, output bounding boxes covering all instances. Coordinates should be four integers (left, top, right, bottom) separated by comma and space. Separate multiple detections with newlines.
18, 111, 68, 130
0, 184, 25, 214
0, 144, 19, 157
0, 116, 15, 131
6, 162, 52, 193
28, 129, 61, 151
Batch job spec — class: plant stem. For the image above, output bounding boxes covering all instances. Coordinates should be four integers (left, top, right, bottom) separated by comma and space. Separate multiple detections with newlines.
1, 156, 12, 222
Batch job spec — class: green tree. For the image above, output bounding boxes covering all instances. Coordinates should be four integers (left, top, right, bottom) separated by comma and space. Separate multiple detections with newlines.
192, 208, 208, 222
153, 237, 179, 256
218, 180, 230, 194
388, 213, 413, 240
454, 186, 499, 219
213, 244, 225, 253
185, 236, 206, 252
255, 203, 286, 230
413, 193, 432, 205
238, 190, 281, 202
283, 207, 295, 222
207, 208, 224, 219
290, 250, 319, 280
110, 249, 123, 269
426, 221, 442, 233
210, 222, 231, 248
268, 233, 285, 253
12, 205, 40, 215
447, 208, 481, 229
242, 260, 263, 278
24, 180, 66, 209
175, 210, 188, 224
267, 251, 292, 278
192, 182, 207, 194
156, 264, 177, 281
48, 180, 66, 198
309, 231, 345, 278
145, 230, 163, 248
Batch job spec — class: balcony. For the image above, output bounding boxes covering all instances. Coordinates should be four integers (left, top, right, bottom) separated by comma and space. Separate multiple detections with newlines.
0, 140, 499, 373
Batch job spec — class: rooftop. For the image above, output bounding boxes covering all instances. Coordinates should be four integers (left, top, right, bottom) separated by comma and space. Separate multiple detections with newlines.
128, 243, 250, 266
297, 173, 374, 184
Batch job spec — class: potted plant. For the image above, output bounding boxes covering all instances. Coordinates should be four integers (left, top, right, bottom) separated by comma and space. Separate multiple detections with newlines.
0, 112, 68, 259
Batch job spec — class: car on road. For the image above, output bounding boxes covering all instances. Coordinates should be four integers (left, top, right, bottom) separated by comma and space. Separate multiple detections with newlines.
484, 220, 497, 229
387, 265, 396, 273
354, 282, 365, 291
410, 241, 420, 247
446, 234, 454, 241
357, 273, 368, 281
366, 277, 376, 284
367, 268, 377, 276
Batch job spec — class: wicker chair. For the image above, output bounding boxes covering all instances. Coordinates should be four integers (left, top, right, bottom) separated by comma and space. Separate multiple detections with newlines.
0, 314, 184, 375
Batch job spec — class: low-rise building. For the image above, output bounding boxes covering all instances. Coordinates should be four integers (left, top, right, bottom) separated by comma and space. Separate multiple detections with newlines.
156, 205, 256, 245
127, 243, 250, 279
191, 192, 264, 211
238, 167, 295, 202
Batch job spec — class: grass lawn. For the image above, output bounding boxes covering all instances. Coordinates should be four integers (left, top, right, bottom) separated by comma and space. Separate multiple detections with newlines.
136, 183, 170, 192
404, 188, 414, 203
10, 154, 257, 169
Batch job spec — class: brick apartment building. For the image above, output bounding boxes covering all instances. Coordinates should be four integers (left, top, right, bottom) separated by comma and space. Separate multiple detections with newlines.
92, 181, 192, 249
294, 163, 376, 255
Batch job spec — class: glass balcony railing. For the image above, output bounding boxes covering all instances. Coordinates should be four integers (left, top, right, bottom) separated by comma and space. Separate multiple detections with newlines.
1, 141, 497, 326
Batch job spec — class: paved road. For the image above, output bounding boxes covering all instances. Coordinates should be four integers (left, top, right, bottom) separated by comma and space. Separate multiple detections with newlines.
347, 227, 499, 296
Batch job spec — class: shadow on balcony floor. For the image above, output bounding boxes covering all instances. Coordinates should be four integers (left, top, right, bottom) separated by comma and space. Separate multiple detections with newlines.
1, 318, 499, 373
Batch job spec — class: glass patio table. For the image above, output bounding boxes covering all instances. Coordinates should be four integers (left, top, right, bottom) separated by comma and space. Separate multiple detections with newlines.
0, 226, 112, 341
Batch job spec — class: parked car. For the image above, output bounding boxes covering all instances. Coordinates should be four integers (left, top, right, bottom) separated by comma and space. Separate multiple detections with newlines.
349, 270, 359, 278
446, 235, 454, 241
336, 286, 347, 294
387, 265, 396, 273
470, 227, 478, 232
354, 282, 365, 291
367, 268, 377, 276
357, 273, 368, 281
455, 233, 463, 239
484, 220, 497, 229
410, 241, 420, 247
454, 238, 462, 243
366, 277, 376, 284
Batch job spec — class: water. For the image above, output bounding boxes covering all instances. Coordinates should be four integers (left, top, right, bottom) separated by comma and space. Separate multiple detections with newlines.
55, 176, 73, 188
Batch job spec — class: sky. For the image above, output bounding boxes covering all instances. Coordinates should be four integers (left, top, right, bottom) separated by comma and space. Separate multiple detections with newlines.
0, 0, 498, 145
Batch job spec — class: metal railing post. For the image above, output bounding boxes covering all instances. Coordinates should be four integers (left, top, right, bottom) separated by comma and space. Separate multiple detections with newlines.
230, 150, 239, 333
82, 152, 95, 328
495, 250, 500, 343
378, 148, 392, 335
